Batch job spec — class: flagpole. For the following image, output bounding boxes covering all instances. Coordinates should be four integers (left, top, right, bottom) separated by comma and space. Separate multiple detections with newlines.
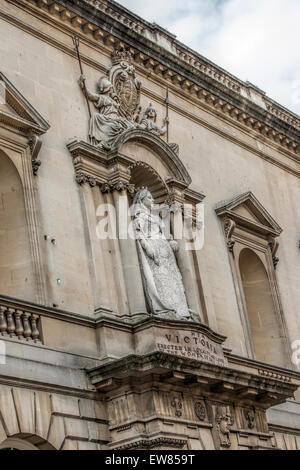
72, 35, 92, 119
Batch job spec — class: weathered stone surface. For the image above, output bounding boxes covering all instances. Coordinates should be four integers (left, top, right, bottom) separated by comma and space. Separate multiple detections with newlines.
0, 386, 19, 436
35, 392, 52, 440
47, 416, 66, 450
0, 0, 298, 452
51, 395, 80, 418
12, 389, 35, 435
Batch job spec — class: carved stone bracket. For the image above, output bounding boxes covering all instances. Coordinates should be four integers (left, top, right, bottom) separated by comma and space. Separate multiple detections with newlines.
29, 135, 43, 176
224, 218, 236, 253
268, 238, 280, 269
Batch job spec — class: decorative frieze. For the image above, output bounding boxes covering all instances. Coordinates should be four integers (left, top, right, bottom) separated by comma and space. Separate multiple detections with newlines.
100, 180, 135, 196
258, 369, 292, 383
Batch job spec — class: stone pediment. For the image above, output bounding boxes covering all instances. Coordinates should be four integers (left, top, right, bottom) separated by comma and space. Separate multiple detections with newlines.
0, 71, 50, 136
216, 192, 282, 237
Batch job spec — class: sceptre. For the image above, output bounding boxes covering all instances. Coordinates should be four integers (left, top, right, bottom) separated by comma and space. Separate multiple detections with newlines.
165, 88, 169, 143
72, 35, 92, 119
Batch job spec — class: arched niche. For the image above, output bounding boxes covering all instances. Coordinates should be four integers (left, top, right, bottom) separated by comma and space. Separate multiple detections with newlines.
129, 161, 169, 203
0, 150, 35, 300
68, 133, 206, 320
239, 248, 287, 367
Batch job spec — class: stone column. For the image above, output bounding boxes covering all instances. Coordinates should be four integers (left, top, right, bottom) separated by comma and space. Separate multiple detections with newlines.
171, 206, 204, 321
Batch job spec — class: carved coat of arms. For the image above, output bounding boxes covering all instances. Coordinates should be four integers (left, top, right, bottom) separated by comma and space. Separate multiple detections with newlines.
109, 48, 141, 122
78, 47, 168, 149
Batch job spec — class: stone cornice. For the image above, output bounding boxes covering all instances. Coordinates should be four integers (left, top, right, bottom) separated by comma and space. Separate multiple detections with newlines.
87, 351, 298, 408
12, 0, 300, 161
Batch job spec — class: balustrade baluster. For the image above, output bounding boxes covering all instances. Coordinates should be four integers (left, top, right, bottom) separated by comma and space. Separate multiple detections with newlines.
6, 308, 16, 337
22, 312, 32, 341
0, 307, 7, 336
15, 310, 24, 340
30, 314, 40, 343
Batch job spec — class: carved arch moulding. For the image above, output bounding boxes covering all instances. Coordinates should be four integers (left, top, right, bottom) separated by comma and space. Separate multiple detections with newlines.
67, 130, 204, 210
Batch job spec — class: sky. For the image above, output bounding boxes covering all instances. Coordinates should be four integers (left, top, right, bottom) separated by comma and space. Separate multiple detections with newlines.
117, 0, 300, 116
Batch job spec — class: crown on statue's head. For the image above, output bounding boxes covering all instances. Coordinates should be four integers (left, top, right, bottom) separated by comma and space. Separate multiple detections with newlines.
111, 47, 132, 66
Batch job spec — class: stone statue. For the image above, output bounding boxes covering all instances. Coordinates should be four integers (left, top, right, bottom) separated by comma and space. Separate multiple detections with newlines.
132, 187, 190, 318
139, 103, 168, 136
78, 74, 134, 149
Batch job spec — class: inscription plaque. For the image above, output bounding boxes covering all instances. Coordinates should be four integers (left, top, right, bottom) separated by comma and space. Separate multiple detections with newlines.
156, 330, 227, 367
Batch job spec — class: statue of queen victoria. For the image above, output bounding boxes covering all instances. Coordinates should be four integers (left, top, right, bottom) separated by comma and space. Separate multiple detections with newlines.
132, 188, 190, 319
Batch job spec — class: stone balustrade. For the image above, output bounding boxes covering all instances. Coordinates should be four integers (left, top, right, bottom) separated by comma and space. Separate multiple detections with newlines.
0, 305, 41, 343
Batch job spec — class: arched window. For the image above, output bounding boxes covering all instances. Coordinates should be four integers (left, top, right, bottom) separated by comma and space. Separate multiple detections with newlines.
239, 249, 287, 367
216, 192, 291, 368
0, 151, 35, 299
0, 71, 49, 304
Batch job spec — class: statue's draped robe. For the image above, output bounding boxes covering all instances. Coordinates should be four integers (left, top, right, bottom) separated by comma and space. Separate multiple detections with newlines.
89, 95, 133, 147
133, 207, 190, 318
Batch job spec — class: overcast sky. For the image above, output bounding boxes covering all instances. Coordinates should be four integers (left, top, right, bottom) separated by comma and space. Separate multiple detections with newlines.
117, 0, 300, 116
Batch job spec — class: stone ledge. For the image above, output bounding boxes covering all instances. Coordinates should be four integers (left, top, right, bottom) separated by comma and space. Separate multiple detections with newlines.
87, 351, 298, 408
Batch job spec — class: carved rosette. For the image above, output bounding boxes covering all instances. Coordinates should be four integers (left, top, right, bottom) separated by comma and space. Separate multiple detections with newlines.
194, 402, 207, 422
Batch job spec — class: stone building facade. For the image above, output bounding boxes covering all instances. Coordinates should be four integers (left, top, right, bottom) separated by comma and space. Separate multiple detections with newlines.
0, 0, 299, 451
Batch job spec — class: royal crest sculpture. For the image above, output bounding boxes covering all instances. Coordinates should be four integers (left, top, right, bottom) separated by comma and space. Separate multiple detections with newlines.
78, 48, 169, 149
